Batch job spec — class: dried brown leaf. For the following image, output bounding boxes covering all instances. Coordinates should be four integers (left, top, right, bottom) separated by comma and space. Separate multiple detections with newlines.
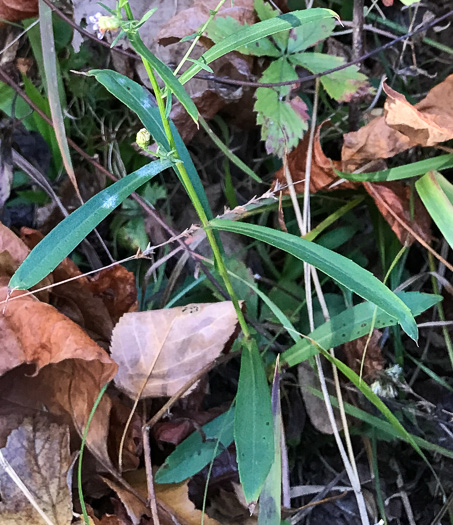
0, 0, 37, 22
342, 75, 453, 170
364, 181, 432, 245
344, 329, 384, 379
0, 224, 118, 466
298, 361, 342, 435
110, 302, 239, 399
273, 123, 357, 194
0, 415, 72, 524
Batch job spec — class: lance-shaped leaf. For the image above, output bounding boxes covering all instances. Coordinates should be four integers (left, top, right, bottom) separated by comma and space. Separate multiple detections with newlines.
209, 219, 418, 340
235, 340, 274, 504
9, 159, 172, 290
179, 8, 337, 85
281, 292, 441, 367
89, 69, 214, 222
416, 171, 453, 249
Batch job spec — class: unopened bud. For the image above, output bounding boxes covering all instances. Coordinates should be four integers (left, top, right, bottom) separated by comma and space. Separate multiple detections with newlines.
136, 128, 151, 149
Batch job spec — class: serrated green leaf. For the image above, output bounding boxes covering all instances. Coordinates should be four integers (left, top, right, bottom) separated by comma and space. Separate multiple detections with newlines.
416, 171, 453, 250
209, 219, 419, 340
180, 9, 338, 85
253, 0, 288, 51
281, 292, 442, 367
9, 159, 173, 290
335, 154, 453, 182
254, 58, 308, 157
207, 17, 280, 57
155, 409, 235, 484
287, 17, 335, 53
290, 52, 369, 102
235, 340, 274, 503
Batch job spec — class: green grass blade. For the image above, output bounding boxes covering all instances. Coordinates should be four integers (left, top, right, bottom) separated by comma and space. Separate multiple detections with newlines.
235, 340, 274, 503
155, 409, 235, 484
318, 348, 430, 464
127, 32, 198, 122
210, 219, 419, 340
9, 159, 173, 290
89, 69, 213, 221
416, 171, 453, 250
281, 292, 441, 367
179, 9, 337, 85
335, 154, 453, 182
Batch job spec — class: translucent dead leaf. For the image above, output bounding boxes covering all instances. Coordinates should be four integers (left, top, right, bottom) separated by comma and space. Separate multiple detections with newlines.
342, 75, 453, 170
0, 415, 72, 525
110, 302, 239, 399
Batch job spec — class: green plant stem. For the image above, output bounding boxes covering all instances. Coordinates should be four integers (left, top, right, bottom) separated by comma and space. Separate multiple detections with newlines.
123, 2, 250, 340
174, 0, 227, 75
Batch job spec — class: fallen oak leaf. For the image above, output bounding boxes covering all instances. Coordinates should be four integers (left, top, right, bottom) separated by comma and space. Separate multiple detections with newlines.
110, 302, 240, 399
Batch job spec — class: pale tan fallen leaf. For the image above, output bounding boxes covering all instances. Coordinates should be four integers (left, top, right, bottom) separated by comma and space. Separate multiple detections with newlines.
110, 302, 239, 399
101, 476, 149, 525
125, 468, 221, 525
0, 415, 72, 525
342, 75, 453, 169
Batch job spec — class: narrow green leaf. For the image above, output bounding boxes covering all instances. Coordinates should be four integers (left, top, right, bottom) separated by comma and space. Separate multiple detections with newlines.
155, 409, 235, 484
416, 171, 453, 250
258, 366, 281, 525
207, 17, 281, 57
179, 9, 337, 85
281, 292, 442, 367
9, 159, 173, 290
89, 69, 213, 221
335, 154, 453, 182
318, 348, 429, 462
210, 219, 418, 340
127, 32, 198, 122
235, 340, 274, 503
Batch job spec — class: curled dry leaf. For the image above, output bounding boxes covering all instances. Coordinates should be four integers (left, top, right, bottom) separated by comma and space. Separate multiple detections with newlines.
110, 302, 240, 399
0, 414, 72, 525
342, 75, 453, 170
